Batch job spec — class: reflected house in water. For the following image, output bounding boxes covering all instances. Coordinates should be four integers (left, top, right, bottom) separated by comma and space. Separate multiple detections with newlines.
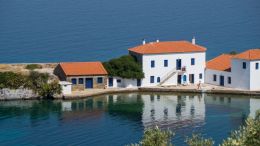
60, 93, 260, 129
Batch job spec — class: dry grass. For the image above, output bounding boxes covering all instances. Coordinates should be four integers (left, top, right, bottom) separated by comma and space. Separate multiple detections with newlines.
0, 63, 58, 78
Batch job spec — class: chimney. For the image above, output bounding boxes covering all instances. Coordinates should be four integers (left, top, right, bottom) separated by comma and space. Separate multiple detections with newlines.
192, 36, 196, 45
142, 39, 146, 45
156, 39, 159, 43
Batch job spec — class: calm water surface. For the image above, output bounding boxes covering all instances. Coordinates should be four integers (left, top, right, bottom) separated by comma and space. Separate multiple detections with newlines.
0, 93, 260, 146
0, 0, 260, 63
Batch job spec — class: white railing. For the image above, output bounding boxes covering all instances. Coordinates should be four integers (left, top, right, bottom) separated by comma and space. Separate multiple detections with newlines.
158, 66, 187, 86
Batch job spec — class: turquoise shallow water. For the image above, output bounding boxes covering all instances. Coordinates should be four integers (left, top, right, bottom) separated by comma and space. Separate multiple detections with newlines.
0, 93, 259, 146
0, 0, 260, 63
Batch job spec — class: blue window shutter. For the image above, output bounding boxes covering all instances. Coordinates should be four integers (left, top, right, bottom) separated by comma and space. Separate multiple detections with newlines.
164, 60, 168, 67
150, 76, 154, 83
151, 60, 155, 68
71, 78, 77, 84
97, 77, 103, 83
157, 77, 160, 83
256, 63, 259, 70
199, 73, 203, 79
79, 78, 84, 84
191, 58, 195, 65
243, 62, 246, 69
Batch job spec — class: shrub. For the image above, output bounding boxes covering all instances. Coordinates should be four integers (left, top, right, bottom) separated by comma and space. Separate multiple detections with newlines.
25, 71, 49, 92
186, 134, 214, 146
0, 72, 26, 89
127, 126, 174, 146
221, 110, 260, 146
25, 64, 42, 70
103, 55, 144, 79
37, 81, 61, 99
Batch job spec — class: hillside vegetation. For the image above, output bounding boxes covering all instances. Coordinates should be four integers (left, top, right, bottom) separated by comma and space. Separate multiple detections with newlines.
103, 55, 144, 79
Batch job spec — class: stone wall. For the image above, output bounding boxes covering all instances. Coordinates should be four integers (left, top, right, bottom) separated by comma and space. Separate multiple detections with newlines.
0, 88, 37, 100
67, 75, 107, 90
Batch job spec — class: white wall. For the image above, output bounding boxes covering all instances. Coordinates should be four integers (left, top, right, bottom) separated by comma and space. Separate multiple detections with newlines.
61, 84, 72, 94
231, 59, 250, 90
108, 77, 138, 88
205, 69, 233, 88
141, 52, 206, 87
250, 60, 260, 90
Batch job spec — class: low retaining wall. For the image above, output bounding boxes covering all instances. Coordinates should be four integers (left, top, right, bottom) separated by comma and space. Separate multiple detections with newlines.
0, 88, 37, 100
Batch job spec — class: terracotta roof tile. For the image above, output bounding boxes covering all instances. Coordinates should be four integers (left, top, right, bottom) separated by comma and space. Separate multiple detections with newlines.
206, 54, 234, 72
128, 41, 206, 54
233, 49, 260, 60
60, 62, 108, 76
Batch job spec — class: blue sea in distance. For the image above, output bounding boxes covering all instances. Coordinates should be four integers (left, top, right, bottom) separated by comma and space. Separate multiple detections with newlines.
0, 0, 260, 63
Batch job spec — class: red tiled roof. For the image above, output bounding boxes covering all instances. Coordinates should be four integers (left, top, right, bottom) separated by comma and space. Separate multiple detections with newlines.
206, 54, 234, 72
60, 62, 108, 76
233, 49, 260, 60
128, 41, 206, 54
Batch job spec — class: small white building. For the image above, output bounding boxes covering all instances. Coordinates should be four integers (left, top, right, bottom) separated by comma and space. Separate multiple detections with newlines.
205, 49, 260, 90
128, 39, 206, 87
107, 77, 139, 88
59, 81, 72, 95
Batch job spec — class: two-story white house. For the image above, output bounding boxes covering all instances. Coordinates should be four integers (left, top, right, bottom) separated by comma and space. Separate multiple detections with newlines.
205, 49, 260, 90
128, 39, 206, 87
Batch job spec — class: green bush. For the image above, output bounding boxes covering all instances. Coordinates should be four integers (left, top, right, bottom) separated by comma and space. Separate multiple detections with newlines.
127, 126, 174, 146
25, 71, 49, 92
0, 71, 61, 98
186, 134, 214, 146
25, 64, 42, 70
221, 110, 260, 146
103, 55, 144, 79
0, 72, 26, 89
38, 81, 61, 99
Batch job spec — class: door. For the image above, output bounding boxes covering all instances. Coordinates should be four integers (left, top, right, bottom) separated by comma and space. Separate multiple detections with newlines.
220, 75, 224, 86
85, 78, 93, 89
176, 59, 182, 70
137, 79, 141, 86
177, 75, 182, 84
109, 77, 113, 87
189, 74, 194, 83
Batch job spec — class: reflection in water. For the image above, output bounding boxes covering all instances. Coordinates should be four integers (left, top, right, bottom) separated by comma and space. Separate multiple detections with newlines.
0, 93, 259, 145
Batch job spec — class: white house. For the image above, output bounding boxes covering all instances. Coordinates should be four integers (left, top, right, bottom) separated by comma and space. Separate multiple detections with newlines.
128, 38, 206, 87
107, 76, 139, 88
205, 49, 260, 90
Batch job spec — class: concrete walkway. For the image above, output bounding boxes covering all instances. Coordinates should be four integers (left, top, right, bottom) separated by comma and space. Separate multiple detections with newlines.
63, 84, 260, 99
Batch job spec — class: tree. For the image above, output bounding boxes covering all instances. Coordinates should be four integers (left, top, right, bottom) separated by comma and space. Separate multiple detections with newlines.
103, 55, 144, 79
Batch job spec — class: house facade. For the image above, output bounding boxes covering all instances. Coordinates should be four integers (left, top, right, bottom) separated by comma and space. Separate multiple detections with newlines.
205, 49, 260, 90
54, 62, 108, 90
128, 39, 206, 87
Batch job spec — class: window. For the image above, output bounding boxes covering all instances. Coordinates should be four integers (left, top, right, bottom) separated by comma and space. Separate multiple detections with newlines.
191, 58, 195, 65
150, 76, 154, 83
243, 62, 246, 69
157, 77, 160, 83
117, 79, 121, 83
78, 78, 84, 84
199, 73, 203, 79
71, 78, 77, 84
228, 77, 231, 84
151, 60, 155, 68
213, 74, 217, 81
256, 63, 259, 70
97, 77, 103, 83
164, 60, 168, 67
